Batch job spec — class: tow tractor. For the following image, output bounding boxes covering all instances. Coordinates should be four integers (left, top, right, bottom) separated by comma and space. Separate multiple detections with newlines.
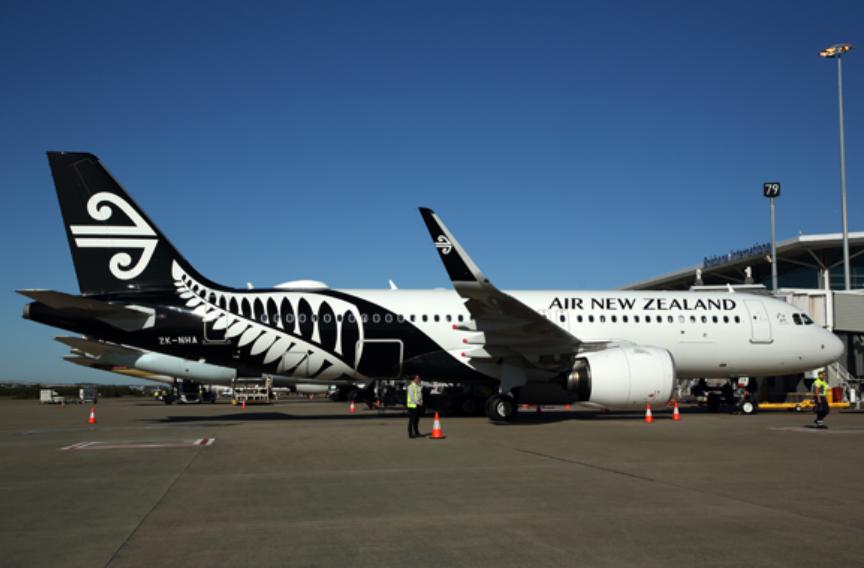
691, 378, 760, 415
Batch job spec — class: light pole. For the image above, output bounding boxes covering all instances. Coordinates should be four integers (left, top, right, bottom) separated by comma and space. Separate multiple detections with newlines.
819, 44, 854, 291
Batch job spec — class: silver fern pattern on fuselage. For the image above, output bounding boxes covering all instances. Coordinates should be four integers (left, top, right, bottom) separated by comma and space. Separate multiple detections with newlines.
172, 261, 364, 381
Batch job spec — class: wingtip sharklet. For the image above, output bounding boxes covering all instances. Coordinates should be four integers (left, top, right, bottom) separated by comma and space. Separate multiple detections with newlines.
418, 208, 487, 284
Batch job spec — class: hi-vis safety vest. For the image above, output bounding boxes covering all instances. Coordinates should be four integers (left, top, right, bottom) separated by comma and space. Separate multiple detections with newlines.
407, 383, 422, 408
813, 378, 829, 396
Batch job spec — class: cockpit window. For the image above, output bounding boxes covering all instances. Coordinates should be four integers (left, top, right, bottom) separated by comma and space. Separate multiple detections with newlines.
801, 313, 815, 325
793, 314, 802, 325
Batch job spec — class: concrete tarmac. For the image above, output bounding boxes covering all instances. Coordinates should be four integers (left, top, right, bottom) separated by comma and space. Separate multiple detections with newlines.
2, 397, 863, 568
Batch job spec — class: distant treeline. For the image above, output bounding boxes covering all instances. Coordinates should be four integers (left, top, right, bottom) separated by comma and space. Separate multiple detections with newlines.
0, 385, 146, 400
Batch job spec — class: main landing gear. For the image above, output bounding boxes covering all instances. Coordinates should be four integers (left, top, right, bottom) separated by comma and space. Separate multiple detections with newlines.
485, 394, 519, 421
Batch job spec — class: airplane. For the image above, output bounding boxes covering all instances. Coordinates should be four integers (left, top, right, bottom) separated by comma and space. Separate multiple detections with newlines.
19, 152, 844, 421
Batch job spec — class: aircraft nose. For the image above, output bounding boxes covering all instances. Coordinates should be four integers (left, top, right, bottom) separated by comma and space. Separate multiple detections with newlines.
822, 331, 845, 364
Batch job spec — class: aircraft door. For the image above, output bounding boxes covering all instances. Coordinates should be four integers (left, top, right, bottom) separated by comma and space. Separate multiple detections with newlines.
202, 317, 229, 345
744, 300, 772, 343
356, 340, 403, 379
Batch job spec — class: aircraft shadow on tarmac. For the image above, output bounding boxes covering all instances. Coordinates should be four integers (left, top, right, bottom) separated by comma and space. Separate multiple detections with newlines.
139, 407, 695, 425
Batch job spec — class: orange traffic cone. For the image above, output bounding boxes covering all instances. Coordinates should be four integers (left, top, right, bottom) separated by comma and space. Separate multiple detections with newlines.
88, 408, 96, 424
672, 399, 681, 421
242, 401, 246, 409
644, 403, 653, 423
431, 412, 444, 439
350, 400, 355, 413
61, 400, 65, 408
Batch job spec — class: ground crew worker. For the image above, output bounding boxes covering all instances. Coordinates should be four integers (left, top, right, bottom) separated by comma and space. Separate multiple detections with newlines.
813, 371, 830, 428
407, 375, 424, 438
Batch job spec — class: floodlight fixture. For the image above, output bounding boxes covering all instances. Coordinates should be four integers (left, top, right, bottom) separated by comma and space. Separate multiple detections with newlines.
819, 44, 854, 58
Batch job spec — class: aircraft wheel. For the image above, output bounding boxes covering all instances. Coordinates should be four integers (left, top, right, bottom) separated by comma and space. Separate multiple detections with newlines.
487, 395, 519, 421
739, 400, 758, 415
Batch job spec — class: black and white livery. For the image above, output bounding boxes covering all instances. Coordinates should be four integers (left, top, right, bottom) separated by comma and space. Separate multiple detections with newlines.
20, 152, 844, 421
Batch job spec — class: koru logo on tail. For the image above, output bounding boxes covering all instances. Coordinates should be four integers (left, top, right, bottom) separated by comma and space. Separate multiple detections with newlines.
435, 235, 452, 255
70, 192, 157, 280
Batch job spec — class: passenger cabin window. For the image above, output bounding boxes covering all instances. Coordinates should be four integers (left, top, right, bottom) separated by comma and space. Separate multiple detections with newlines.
422, 315, 428, 322
458, 315, 464, 322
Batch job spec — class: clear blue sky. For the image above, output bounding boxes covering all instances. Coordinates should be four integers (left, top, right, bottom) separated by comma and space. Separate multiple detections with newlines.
2, 1, 861, 384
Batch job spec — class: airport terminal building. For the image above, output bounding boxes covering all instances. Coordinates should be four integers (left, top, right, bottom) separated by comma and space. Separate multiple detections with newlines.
618, 232, 864, 385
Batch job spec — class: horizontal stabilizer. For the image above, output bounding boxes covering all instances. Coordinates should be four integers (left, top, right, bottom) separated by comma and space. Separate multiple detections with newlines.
55, 336, 143, 358
18, 289, 155, 331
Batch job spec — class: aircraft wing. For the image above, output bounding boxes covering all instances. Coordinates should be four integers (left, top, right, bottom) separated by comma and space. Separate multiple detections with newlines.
419, 208, 588, 366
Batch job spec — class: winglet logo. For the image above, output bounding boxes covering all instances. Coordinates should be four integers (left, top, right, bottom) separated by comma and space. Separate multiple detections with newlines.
435, 235, 452, 255
70, 192, 158, 280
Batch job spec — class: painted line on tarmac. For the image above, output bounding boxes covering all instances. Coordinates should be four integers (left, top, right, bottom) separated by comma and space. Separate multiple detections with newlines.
60, 438, 215, 450
22, 424, 216, 435
769, 427, 864, 434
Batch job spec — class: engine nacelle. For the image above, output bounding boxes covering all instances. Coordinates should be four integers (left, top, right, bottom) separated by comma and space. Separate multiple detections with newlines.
564, 345, 676, 408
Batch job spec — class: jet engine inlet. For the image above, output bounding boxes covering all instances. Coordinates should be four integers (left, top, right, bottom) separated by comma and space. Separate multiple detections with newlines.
565, 360, 592, 401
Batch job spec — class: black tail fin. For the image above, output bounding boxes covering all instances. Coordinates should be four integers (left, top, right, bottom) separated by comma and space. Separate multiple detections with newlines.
47, 152, 214, 295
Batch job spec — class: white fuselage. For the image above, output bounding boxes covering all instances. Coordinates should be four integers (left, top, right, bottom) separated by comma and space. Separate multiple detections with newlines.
327, 288, 843, 380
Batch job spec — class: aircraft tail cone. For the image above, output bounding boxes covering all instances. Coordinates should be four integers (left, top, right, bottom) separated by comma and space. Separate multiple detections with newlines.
350, 400, 355, 413
431, 412, 444, 439
673, 399, 681, 421
644, 404, 653, 423
88, 408, 96, 424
